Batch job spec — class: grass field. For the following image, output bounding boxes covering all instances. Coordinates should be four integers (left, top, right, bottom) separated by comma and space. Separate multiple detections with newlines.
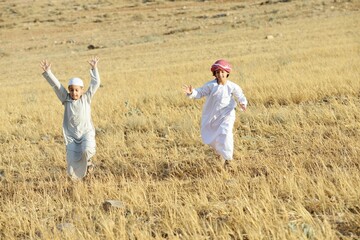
0, 0, 360, 239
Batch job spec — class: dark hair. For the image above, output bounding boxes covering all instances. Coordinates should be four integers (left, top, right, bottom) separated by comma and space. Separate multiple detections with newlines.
213, 71, 230, 77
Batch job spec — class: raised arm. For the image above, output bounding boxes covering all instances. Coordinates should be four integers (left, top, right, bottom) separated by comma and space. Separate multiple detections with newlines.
41, 60, 68, 103
86, 56, 101, 98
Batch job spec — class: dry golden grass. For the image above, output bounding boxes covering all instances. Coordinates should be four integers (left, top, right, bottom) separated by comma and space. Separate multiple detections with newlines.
0, 0, 360, 239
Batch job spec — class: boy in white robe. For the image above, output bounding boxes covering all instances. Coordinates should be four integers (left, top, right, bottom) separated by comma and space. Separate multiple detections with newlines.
40, 57, 100, 180
183, 59, 247, 167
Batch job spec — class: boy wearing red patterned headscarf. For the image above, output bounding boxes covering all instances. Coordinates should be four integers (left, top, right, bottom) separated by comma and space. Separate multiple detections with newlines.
183, 59, 247, 167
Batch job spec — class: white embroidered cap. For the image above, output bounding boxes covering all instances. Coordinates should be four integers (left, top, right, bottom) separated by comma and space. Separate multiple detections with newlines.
68, 77, 84, 87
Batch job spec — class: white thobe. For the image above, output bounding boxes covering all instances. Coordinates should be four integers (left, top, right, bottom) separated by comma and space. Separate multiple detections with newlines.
188, 79, 247, 160
42, 68, 100, 179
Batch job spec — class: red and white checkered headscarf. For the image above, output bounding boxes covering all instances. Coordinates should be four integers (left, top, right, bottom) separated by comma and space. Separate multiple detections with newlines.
210, 59, 232, 73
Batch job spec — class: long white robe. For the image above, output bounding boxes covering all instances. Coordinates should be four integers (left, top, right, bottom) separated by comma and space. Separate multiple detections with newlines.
188, 79, 247, 160
42, 68, 100, 179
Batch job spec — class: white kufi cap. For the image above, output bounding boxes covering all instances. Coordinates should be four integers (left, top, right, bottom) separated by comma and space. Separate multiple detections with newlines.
68, 77, 84, 87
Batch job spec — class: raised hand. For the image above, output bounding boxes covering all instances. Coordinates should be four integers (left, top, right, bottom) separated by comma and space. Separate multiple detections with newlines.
88, 56, 99, 69
182, 84, 193, 95
40, 60, 51, 72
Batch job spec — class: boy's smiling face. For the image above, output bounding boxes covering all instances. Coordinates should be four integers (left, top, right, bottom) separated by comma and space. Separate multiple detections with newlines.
68, 85, 84, 100
214, 69, 228, 83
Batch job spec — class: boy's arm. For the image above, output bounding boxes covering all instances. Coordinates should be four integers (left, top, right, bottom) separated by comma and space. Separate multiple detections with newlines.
233, 84, 247, 111
87, 67, 100, 98
184, 84, 210, 99
42, 70, 68, 103
86, 57, 100, 98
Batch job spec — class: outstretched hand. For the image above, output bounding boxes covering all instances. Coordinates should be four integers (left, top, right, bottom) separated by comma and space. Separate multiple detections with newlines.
182, 84, 193, 95
40, 59, 51, 72
88, 56, 99, 69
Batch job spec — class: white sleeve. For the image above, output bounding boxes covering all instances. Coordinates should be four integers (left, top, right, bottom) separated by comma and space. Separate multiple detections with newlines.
233, 85, 247, 107
187, 84, 211, 99
187, 89, 198, 99
86, 68, 101, 99
42, 70, 68, 103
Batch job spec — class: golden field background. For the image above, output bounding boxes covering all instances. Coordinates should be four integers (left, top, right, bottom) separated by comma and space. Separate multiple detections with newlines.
0, 0, 360, 239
